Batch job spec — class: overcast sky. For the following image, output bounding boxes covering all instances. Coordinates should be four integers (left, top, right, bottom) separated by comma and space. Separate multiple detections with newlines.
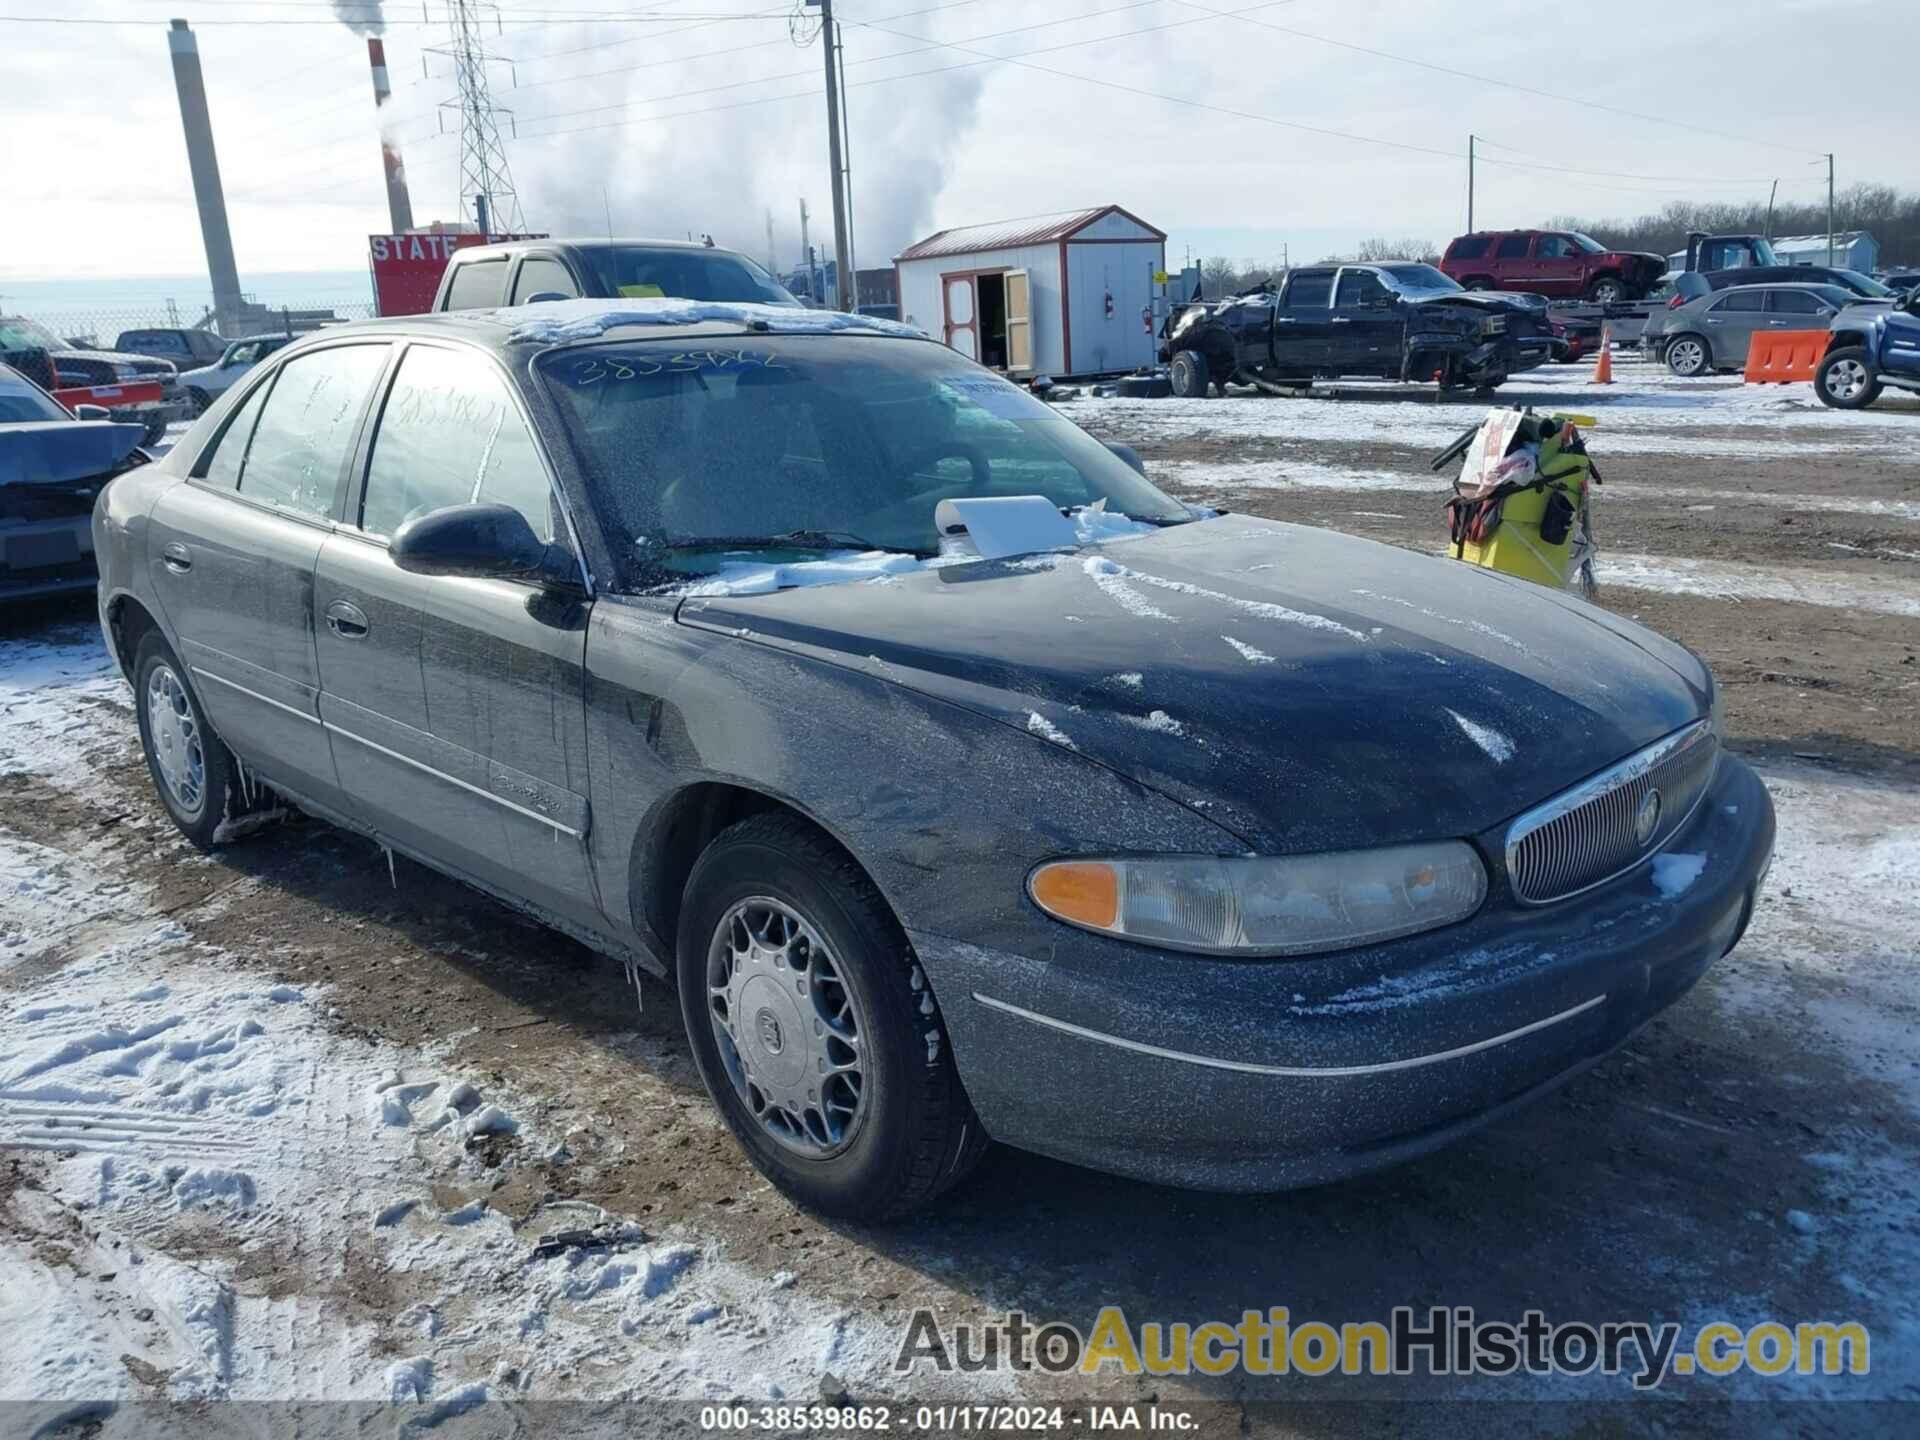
4, 0, 1914, 300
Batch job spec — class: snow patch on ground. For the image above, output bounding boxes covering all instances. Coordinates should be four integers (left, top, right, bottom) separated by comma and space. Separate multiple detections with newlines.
1598, 553, 1920, 618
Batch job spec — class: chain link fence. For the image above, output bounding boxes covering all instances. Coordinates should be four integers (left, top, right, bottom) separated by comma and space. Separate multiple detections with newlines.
3, 300, 377, 353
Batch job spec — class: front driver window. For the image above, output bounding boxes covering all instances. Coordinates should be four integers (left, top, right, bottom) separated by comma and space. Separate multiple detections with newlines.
360, 344, 554, 544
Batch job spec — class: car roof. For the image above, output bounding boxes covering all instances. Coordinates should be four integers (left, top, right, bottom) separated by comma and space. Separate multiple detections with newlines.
450, 237, 754, 262
267, 298, 926, 358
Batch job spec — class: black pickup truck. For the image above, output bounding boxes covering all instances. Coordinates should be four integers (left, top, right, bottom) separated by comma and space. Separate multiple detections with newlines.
1161, 263, 1553, 396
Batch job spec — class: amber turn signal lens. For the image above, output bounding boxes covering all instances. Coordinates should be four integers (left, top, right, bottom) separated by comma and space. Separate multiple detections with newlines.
1029, 861, 1120, 930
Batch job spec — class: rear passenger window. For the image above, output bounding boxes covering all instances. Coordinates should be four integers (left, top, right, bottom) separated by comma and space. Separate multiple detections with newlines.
1284, 273, 1332, 308
1449, 236, 1489, 260
197, 379, 272, 489
235, 345, 390, 519
512, 257, 579, 303
1495, 235, 1530, 259
359, 345, 553, 544
443, 259, 510, 311
1713, 290, 1765, 313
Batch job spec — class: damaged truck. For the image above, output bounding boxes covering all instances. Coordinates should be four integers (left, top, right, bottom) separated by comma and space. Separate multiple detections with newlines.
1161, 263, 1554, 397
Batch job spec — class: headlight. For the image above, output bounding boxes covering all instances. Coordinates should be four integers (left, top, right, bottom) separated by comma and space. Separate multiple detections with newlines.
1028, 842, 1488, 957
1481, 316, 1507, 336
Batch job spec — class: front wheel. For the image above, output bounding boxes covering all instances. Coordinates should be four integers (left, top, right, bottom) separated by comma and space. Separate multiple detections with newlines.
1665, 334, 1711, 378
676, 813, 987, 1219
1169, 349, 1212, 398
1585, 275, 1627, 304
1815, 346, 1881, 409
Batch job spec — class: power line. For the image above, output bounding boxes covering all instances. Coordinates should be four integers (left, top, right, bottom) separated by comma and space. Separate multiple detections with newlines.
1164, 0, 1822, 159
0, 9, 788, 25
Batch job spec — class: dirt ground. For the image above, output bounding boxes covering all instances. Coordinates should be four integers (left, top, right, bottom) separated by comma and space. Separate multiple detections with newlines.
2, 357, 1917, 1433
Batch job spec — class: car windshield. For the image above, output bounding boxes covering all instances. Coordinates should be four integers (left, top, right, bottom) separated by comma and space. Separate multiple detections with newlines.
1378, 264, 1461, 294
1, 318, 65, 351
1832, 269, 1894, 298
0, 367, 68, 422
1569, 233, 1607, 253
584, 247, 799, 307
538, 334, 1195, 588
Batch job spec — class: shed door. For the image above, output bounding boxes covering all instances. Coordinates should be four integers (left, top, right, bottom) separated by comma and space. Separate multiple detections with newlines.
1003, 269, 1033, 372
943, 274, 977, 359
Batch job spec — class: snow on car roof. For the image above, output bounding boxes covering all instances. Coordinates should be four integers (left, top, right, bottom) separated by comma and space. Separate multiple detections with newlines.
498, 298, 927, 346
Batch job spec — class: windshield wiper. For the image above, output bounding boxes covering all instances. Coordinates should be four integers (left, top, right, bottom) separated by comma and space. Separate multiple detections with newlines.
664, 528, 936, 558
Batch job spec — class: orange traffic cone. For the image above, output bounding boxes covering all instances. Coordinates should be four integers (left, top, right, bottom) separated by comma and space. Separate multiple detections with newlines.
1591, 324, 1614, 385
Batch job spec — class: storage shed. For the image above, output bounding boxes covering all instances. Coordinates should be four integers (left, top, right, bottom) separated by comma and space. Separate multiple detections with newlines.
894, 206, 1167, 378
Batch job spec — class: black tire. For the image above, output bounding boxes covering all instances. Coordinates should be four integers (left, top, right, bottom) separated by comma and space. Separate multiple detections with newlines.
1585, 275, 1627, 304
187, 388, 212, 418
1665, 333, 1712, 378
1464, 278, 1494, 291
676, 812, 988, 1220
1815, 346, 1882, 410
1169, 349, 1211, 398
133, 632, 240, 851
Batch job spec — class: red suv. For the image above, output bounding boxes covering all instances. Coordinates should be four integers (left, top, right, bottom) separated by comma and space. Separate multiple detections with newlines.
1441, 230, 1667, 304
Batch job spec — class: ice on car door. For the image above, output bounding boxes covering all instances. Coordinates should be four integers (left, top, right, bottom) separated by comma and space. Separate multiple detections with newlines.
313, 340, 598, 926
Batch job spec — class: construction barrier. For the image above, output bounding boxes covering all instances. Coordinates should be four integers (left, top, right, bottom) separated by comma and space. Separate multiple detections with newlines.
1744, 329, 1827, 385
50, 381, 166, 415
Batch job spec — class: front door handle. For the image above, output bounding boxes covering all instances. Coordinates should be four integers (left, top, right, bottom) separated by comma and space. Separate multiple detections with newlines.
161, 542, 192, 574
324, 599, 369, 640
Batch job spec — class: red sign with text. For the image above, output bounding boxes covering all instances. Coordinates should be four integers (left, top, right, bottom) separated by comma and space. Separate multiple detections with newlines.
367, 233, 547, 316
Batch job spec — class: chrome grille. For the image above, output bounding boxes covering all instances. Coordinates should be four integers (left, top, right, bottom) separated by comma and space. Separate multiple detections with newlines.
1505, 721, 1718, 905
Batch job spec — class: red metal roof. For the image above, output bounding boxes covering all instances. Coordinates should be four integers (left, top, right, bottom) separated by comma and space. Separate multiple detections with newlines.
895, 205, 1165, 262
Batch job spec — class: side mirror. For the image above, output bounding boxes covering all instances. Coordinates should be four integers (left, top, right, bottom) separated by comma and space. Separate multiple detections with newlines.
524, 292, 572, 304
1104, 441, 1147, 477
390, 502, 550, 581
72, 404, 113, 421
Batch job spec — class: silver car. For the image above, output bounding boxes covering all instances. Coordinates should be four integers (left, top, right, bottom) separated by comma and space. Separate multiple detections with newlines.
1653, 283, 1856, 377
178, 334, 296, 414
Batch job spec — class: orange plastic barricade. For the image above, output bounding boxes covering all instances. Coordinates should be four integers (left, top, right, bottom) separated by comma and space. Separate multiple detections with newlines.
1744, 329, 1827, 384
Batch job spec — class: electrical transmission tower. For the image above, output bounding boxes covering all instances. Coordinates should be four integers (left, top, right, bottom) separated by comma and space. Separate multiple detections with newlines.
430, 0, 523, 234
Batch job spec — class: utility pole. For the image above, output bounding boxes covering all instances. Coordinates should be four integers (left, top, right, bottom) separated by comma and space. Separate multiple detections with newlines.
1765, 179, 1778, 240
836, 20, 859, 311
805, 0, 854, 309
798, 198, 810, 301
1467, 134, 1476, 233
765, 208, 776, 276
1825, 153, 1835, 266
432, 0, 524, 235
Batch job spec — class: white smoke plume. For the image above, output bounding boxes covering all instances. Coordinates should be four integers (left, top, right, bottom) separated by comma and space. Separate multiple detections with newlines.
330, 1, 385, 37
512, 57, 986, 280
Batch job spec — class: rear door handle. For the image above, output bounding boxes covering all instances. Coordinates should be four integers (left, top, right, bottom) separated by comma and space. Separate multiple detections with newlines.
161, 542, 192, 574
324, 599, 369, 639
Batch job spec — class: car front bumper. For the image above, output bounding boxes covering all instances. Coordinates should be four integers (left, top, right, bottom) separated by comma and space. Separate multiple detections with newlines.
916, 753, 1775, 1191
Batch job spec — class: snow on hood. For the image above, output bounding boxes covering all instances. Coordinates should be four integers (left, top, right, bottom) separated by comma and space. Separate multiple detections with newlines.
502, 297, 928, 346
667, 503, 1166, 597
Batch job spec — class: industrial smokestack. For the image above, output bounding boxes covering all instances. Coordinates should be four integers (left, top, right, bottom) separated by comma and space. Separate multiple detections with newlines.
167, 19, 245, 331
367, 37, 415, 233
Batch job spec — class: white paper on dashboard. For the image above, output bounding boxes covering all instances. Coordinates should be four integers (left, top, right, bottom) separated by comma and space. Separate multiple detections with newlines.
932, 495, 1078, 561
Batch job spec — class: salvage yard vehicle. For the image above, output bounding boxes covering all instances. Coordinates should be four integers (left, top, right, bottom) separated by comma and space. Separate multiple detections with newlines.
0, 315, 181, 443
432, 238, 798, 313
115, 326, 228, 369
2, 362, 147, 601
1816, 286, 1920, 409
96, 299, 1776, 1218
1650, 283, 1859, 376
1162, 263, 1552, 395
1440, 230, 1667, 303
177, 334, 296, 415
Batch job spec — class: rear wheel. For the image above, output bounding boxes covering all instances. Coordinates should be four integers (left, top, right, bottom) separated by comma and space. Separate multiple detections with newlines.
676, 813, 987, 1219
133, 634, 237, 850
1169, 349, 1211, 398
1665, 333, 1712, 377
1815, 346, 1881, 409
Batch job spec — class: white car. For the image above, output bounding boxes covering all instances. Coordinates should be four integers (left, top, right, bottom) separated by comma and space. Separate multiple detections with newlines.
178, 334, 295, 413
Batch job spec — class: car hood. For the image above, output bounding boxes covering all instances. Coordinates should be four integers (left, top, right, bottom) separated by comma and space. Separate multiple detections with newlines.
0, 419, 148, 487
675, 518, 1709, 852
1408, 291, 1538, 315
53, 348, 176, 374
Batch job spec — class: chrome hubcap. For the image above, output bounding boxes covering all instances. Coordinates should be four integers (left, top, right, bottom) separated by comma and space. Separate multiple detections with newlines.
707, 897, 867, 1157
1827, 359, 1868, 400
146, 664, 205, 818
1671, 340, 1705, 373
